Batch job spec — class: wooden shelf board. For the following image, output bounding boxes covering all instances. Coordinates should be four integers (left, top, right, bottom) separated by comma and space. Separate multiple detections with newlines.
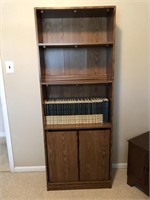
42, 80, 113, 85
41, 75, 113, 85
47, 179, 111, 190
44, 123, 112, 130
38, 42, 113, 47
36, 6, 116, 19
42, 79, 113, 85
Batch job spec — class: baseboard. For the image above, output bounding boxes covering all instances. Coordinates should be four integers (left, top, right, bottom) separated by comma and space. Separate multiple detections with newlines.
14, 166, 46, 172
112, 163, 127, 169
14, 163, 127, 172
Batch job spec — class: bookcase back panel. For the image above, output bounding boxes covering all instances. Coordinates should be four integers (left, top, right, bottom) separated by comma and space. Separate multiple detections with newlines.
42, 84, 112, 99
42, 18, 108, 43
40, 46, 112, 78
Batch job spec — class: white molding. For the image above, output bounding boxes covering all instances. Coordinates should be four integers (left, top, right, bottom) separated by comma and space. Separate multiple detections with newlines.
0, 131, 5, 137
0, 58, 15, 172
112, 163, 127, 169
15, 166, 46, 172
14, 164, 127, 173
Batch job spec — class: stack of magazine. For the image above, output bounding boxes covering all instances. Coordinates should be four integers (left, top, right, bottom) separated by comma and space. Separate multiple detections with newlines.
44, 97, 109, 125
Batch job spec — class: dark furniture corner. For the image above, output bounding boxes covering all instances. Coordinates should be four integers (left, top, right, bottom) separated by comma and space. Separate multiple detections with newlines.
127, 131, 149, 196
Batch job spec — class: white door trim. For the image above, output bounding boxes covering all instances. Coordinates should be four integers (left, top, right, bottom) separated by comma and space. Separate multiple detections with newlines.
0, 58, 15, 172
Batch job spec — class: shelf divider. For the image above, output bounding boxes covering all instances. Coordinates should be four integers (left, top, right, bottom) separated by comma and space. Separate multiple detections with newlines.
45, 123, 112, 130
38, 42, 114, 47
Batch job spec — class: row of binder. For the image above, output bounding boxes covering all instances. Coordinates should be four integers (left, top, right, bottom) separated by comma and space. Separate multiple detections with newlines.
44, 97, 109, 125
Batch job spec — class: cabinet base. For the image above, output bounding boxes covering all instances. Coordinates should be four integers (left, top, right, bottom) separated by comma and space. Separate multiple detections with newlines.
127, 175, 149, 196
47, 180, 112, 190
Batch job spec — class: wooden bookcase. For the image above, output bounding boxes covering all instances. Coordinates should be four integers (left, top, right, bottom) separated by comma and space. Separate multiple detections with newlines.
35, 6, 116, 190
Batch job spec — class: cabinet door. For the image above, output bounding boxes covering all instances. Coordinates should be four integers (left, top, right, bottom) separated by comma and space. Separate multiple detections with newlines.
79, 130, 110, 181
128, 144, 148, 187
46, 131, 78, 182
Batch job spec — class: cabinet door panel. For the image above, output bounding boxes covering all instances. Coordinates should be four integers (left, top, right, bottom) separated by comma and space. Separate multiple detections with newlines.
79, 130, 110, 181
128, 144, 146, 186
46, 131, 78, 182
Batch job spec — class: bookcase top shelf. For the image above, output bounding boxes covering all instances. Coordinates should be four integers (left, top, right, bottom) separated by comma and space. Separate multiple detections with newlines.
36, 6, 115, 44
44, 123, 112, 130
35, 6, 116, 18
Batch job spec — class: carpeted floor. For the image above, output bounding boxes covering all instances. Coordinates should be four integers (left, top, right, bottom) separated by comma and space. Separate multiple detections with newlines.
0, 169, 149, 200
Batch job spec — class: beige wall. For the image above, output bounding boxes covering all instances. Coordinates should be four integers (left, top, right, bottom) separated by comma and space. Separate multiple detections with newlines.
0, 94, 5, 134
1, 0, 149, 167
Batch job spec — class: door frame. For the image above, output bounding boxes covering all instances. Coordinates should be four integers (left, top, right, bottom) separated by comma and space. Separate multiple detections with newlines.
0, 58, 15, 172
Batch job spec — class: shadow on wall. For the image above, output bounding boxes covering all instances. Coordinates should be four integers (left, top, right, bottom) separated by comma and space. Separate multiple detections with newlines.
112, 25, 122, 171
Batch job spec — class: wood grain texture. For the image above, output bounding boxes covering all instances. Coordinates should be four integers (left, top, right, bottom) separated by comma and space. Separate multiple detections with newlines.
41, 46, 112, 78
44, 123, 112, 130
43, 84, 110, 99
46, 131, 78, 182
42, 17, 109, 44
42, 79, 113, 85
79, 130, 110, 181
47, 180, 111, 190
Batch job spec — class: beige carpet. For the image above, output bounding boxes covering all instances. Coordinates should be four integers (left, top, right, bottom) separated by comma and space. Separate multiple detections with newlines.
0, 169, 149, 200
0, 137, 9, 172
